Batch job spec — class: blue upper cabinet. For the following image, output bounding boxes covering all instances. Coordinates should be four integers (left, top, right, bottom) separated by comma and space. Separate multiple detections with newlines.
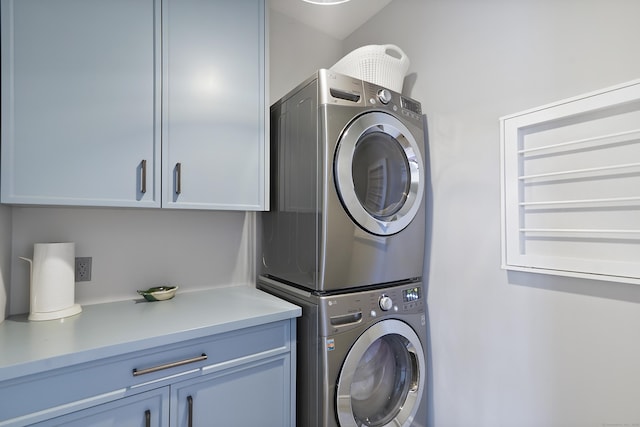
0, 0, 267, 210
162, 0, 267, 210
0, 0, 162, 208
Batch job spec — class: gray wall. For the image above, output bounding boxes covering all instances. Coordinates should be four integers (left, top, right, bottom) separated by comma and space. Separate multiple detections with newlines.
268, 9, 343, 103
7, 208, 256, 314
343, 0, 640, 426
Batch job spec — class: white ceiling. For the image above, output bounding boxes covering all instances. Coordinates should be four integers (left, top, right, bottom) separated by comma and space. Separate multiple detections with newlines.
268, 0, 393, 40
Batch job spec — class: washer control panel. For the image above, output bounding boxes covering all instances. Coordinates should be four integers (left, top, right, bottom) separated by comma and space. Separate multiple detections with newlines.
320, 282, 425, 333
368, 285, 425, 316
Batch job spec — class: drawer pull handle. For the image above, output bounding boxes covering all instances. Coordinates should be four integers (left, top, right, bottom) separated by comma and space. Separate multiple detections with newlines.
132, 353, 207, 377
145, 409, 151, 427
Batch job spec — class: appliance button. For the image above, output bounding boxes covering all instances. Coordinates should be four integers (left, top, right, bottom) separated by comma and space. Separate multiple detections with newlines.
377, 89, 392, 104
379, 295, 393, 311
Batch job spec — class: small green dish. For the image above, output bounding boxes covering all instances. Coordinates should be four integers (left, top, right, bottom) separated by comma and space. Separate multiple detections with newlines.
137, 286, 178, 302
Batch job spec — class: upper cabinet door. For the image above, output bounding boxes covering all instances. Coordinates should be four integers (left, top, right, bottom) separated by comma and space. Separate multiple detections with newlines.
161, 0, 267, 210
0, 0, 162, 207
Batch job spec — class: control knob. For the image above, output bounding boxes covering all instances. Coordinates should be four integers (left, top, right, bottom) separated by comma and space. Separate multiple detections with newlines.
379, 295, 393, 311
377, 89, 392, 104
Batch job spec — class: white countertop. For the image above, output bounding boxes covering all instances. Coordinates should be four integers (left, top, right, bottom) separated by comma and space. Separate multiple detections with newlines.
0, 285, 301, 382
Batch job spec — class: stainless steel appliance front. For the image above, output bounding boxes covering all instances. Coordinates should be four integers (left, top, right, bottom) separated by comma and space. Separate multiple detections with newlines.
262, 69, 427, 292
257, 276, 428, 427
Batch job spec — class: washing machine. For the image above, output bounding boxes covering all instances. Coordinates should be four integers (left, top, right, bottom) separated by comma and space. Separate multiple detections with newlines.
257, 275, 427, 427
262, 69, 427, 292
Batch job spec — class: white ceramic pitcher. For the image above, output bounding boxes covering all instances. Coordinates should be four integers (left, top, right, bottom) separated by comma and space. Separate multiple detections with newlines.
20, 242, 82, 321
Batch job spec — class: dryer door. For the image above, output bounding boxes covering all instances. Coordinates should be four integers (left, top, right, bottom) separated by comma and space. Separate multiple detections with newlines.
334, 111, 424, 236
336, 319, 426, 427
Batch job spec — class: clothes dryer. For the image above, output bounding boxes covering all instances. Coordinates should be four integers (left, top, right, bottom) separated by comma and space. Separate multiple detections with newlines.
257, 275, 428, 427
262, 69, 427, 292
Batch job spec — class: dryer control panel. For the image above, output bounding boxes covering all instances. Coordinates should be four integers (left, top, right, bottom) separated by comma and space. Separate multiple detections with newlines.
362, 81, 423, 125
318, 69, 424, 126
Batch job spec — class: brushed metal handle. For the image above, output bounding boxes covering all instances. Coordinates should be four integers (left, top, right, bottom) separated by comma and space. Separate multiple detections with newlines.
132, 353, 207, 377
145, 409, 151, 427
187, 395, 193, 427
140, 160, 147, 194
175, 162, 182, 195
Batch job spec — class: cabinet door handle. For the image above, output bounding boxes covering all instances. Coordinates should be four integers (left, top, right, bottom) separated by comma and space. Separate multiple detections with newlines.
132, 353, 207, 376
140, 159, 147, 194
175, 162, 182, 195
145, 409, 151, 427
187, 395, 193, 427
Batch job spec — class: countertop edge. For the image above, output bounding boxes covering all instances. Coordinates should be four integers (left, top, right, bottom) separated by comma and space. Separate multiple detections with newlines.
0, 286, 301, 383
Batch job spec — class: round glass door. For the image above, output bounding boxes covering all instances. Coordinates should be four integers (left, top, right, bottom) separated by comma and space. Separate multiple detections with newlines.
336, 320, 425, 427
334, 112, 424, 236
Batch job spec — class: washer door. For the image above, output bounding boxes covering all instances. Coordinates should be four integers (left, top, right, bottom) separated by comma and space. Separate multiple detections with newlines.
336, 319, 426, 427
334, 112, 424, 236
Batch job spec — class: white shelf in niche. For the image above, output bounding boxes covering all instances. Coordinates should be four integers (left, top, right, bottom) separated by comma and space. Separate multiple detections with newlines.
500, 78, 640, 284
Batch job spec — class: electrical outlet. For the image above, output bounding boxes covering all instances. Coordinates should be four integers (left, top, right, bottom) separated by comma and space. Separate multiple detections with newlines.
75, 257, 92, 282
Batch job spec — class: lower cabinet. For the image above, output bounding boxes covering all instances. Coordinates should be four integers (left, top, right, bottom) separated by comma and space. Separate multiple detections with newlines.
172, 357, 290, 427
0, 320, 295, 427
33, 355, 290, 427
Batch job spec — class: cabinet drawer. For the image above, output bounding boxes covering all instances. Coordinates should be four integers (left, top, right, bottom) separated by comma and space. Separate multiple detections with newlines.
0, 321, 290, 426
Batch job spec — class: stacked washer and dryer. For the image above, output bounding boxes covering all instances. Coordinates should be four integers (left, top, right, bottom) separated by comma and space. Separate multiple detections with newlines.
258, 69, 428, 427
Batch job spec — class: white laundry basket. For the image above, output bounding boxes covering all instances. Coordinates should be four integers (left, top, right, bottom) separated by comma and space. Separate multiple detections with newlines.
330, 44, 410, 92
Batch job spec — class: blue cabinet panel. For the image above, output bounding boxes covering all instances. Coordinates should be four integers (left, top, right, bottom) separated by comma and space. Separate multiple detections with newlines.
172, 356, 291, 427
161, 0, 267, 210
0, 0, 161, 207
